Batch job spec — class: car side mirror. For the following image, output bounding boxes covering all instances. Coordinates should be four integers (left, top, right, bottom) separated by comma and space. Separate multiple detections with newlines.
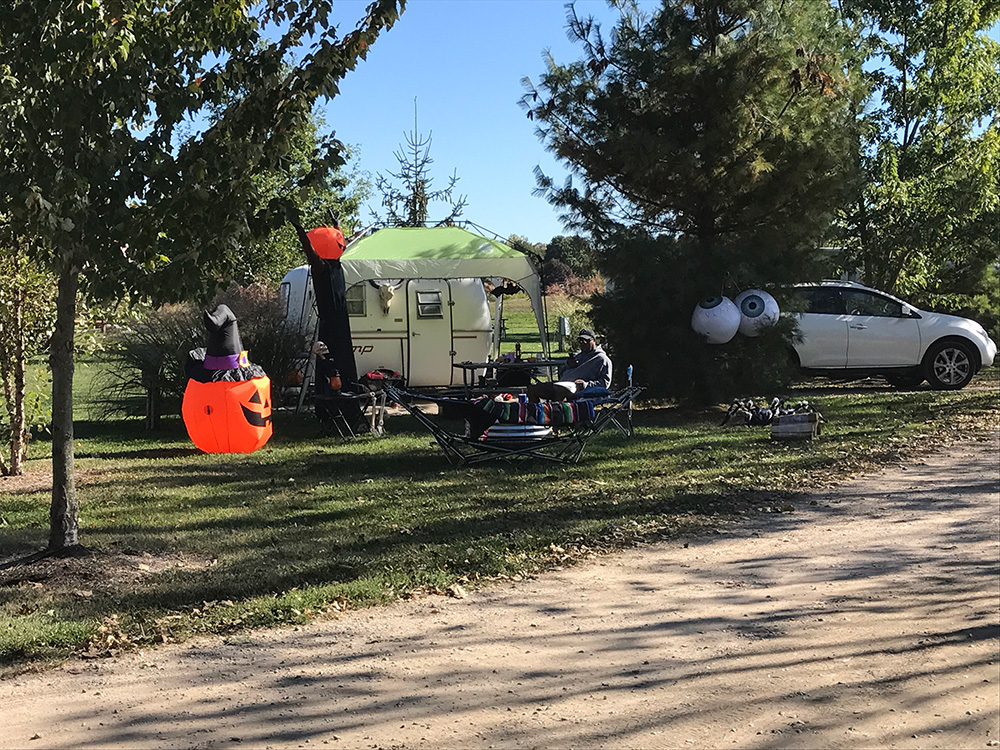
901, 304, 919, 318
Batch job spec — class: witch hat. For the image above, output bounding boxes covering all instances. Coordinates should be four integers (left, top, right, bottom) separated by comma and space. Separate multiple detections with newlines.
202, 304, 249, 369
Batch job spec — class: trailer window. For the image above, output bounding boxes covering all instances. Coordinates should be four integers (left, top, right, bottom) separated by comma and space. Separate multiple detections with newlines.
346, 284, 366, 316
416, 290, 444, 319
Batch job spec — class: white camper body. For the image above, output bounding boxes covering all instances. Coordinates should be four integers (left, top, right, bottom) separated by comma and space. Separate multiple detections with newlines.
279, 226, 548, 390
280, 267, 493, 387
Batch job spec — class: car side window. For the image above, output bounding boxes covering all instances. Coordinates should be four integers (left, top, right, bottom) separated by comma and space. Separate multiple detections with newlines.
842, 290, 905, 317
800, 288, 843, 315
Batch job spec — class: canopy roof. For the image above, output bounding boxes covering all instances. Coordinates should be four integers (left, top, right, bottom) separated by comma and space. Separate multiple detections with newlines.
342, 226, 536, 285
340, 226, 546, 353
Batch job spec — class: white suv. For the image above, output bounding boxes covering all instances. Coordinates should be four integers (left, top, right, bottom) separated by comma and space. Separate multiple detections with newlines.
791, 281, 997, 390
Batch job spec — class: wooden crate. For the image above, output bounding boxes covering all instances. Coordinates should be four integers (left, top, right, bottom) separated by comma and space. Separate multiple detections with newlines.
770, 412, 822, 440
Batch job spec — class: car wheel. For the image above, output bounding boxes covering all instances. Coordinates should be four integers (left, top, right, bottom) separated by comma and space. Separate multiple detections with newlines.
924, 340, 976, 390
885, 372, 924, 389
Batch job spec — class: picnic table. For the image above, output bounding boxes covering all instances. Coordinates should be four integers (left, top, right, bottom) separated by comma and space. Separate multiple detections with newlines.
452, 359, 565, 398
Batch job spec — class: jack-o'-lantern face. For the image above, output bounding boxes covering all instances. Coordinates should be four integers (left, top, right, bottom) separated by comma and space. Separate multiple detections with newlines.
241, 387, 271, 428
182, 376, 273, 454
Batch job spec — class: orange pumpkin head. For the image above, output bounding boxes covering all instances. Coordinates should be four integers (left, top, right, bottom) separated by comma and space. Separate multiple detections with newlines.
182, 376, 273, 454
307, 226, 346, 260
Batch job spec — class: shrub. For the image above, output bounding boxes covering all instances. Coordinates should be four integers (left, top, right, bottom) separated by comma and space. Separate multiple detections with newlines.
92, 286, 301, 429
590, 231, 803, 404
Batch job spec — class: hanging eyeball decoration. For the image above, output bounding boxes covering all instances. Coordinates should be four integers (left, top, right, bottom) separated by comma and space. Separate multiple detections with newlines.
734, 289, 780, 337
691, 296, 741, 345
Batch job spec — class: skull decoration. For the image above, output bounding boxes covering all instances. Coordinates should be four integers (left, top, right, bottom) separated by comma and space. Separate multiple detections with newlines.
379, 283, 396, 315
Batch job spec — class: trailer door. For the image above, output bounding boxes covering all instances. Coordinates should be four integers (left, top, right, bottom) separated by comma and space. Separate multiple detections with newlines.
406, 280, 454, 387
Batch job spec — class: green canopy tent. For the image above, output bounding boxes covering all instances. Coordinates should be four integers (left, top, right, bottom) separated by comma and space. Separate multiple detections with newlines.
341, 226, 548, 358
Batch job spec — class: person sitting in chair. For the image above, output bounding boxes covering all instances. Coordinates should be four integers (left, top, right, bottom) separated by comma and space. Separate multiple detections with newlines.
527, 328, 612, 403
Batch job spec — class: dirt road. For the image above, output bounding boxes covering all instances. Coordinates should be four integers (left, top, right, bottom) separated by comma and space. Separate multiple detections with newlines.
2, 432, 997, 749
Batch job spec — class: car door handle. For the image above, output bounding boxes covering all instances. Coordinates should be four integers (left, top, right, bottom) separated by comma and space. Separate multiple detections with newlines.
849, 324, 868, 330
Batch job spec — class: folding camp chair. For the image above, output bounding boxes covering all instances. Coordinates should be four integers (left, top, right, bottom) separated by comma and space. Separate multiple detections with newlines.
384, 383, 643, 467
314, 390, 387, 438
605, 364, 636, 438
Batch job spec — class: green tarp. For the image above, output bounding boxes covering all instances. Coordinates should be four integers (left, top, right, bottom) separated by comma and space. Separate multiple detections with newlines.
341, 226, 546, 354
343, 226, 528, 261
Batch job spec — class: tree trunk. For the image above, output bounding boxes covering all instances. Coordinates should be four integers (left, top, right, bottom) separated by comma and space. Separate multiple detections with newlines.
0, 322, 12, 477
48, 265, 79, 551
144, 374, 161, 431
9, 285, 28, 476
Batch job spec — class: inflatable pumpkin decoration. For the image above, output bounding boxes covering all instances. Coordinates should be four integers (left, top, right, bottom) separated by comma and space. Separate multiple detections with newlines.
182, 304, 273, 453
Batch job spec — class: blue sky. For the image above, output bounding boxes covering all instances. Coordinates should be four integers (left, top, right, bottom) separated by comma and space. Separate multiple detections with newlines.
323, 0, 623, 244
321, 2, 1000, 245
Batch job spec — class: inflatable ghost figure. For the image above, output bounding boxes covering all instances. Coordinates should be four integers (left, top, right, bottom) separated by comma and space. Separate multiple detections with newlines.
734, 289, 780, 337
181, 304, 273, 453
691, 296, 741, 344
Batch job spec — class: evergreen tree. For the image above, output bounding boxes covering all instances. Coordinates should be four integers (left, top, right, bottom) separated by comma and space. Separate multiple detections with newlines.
522, 0, 857, 401
375, 116, 468, 227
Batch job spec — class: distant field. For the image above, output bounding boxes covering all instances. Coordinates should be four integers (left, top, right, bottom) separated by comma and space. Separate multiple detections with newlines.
497, 294, 593, 356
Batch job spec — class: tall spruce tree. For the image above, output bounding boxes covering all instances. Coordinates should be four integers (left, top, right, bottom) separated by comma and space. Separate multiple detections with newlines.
522, 0, 857, 401
374, 127, 468, 227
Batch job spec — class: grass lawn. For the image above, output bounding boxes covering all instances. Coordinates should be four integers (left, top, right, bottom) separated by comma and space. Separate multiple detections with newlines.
496, 294, 592, 356
1, 363, 997, 673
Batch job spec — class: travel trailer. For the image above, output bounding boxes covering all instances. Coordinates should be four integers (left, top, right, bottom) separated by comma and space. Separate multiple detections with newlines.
279, 225, 547, 388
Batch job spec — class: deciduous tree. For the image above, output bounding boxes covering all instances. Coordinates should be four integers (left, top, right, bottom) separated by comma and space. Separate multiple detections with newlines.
226, 109, 371, 285
546, 235, 598, 279
0, 0, 403, 552
0, 242, 56, 476
837, 0, 1000, 304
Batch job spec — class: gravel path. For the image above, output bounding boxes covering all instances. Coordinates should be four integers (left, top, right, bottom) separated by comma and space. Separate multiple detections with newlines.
2, 431, 997, 750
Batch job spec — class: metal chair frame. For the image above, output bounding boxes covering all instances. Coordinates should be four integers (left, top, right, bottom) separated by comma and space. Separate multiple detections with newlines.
384, 384, 643, 466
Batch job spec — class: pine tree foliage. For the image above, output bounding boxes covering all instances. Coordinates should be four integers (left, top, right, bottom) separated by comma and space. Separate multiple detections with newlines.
522, 0, 856, 401
375, 125, 467, 227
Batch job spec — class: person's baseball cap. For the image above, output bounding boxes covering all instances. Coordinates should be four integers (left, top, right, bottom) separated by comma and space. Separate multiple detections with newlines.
577, 328, 596, 342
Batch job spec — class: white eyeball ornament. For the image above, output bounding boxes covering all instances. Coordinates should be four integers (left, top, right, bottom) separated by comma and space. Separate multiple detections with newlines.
691, 296, 741, 345
734, 289, 779, 337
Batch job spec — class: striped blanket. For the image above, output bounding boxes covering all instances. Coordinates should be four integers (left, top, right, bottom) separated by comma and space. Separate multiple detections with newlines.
478, 398, 596, 426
